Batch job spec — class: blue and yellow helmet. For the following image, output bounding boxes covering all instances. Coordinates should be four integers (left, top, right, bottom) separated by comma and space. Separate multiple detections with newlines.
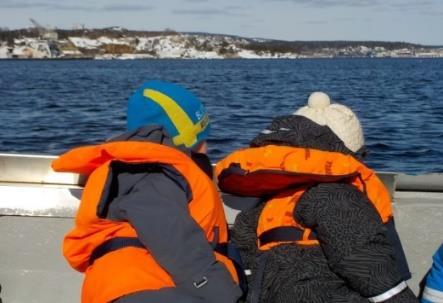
127, 80, 210, 148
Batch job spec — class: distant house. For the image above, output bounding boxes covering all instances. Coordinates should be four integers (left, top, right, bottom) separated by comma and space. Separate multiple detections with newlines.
0, 43, 12, 58
11, 39, 51, 59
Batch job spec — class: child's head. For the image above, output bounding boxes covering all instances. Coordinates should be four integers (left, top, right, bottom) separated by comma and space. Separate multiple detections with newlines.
127, 80, 210, 150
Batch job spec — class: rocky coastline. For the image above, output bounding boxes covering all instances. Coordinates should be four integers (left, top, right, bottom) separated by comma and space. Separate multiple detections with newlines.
1, 27, 442, 59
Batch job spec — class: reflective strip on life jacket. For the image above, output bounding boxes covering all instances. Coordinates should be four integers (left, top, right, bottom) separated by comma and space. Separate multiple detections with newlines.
368, 281, 408, 302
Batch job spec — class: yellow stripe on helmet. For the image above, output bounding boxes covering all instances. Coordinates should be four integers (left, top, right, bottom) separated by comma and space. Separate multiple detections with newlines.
143, 88, 208, 147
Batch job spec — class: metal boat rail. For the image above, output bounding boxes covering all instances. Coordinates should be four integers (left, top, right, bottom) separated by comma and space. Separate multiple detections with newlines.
1, 153, 442, 302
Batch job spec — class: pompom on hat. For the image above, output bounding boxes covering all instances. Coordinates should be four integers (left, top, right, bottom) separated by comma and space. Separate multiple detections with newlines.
294, 92, 364, 153
127, 80, 210, 148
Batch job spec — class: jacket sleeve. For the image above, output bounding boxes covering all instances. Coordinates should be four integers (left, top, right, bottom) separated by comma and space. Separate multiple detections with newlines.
107, 168, 241, 303
231, 205, 263, 276
295, 183, 418, 303
422, 244, 443, 303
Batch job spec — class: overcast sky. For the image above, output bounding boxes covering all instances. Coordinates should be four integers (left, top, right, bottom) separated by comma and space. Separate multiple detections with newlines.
1, 0, 442, 45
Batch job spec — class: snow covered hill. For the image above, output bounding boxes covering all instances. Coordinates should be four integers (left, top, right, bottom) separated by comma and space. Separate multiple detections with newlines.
0, 29, 442, 59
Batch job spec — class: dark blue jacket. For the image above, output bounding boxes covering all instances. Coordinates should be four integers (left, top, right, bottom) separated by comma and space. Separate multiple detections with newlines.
422, 244, 443, 303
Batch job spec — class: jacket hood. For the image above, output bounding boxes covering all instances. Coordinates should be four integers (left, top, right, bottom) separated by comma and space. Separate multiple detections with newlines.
251, 115, 358, 157
110, 125, 212, 177
108, 125, 186, 152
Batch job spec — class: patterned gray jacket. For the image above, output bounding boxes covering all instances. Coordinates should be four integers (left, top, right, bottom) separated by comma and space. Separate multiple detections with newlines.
229, 115, 418, 303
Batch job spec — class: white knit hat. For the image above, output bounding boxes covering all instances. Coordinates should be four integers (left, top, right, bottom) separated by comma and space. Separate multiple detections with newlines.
294, 92, 364, 152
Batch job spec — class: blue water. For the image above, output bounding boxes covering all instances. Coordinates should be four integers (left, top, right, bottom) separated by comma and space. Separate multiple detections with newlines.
0, 59, 442, 174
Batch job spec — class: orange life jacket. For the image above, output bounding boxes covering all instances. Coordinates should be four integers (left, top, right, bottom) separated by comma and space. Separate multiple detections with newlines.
53, 141, 238, 303
215, 145, 393, 251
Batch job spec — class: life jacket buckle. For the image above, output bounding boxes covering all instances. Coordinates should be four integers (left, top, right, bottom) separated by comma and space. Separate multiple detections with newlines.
193, 276, 208, 289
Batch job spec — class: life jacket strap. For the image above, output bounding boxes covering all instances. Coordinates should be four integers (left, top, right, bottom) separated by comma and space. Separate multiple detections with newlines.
258, 226, 317, 246
89, 237, 248, 293
89, 237, 145, 266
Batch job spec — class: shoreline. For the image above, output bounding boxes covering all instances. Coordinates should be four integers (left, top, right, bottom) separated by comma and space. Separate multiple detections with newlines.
1, 56, 443, 61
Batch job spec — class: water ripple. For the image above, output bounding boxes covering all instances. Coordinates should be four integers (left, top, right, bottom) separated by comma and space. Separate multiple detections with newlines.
1, 58, 442, 174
